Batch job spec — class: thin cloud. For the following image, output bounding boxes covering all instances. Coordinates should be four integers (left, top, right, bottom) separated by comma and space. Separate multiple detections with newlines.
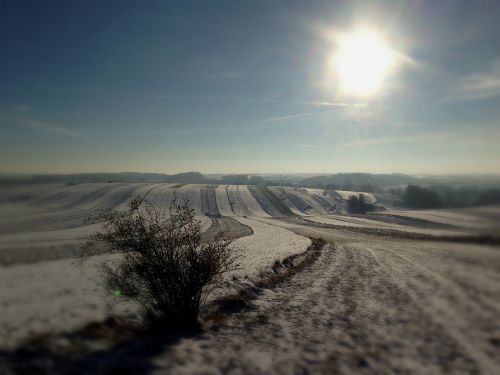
341, 127, 500, 148
257, 102, 370, 124
258, 111, 328, 124
443, 59, 500, 102
340, 137, 414, 148
310, 101, 367, 108
2, 116, 92, 140
73, 88, 371, 108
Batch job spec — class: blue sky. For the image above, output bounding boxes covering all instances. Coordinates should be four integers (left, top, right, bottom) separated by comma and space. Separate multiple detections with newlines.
1, 0, 500, 174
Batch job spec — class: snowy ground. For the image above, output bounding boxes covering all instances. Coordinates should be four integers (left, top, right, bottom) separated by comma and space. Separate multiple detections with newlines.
0, 208, 309, 349
152, 229, 500, 374
1, 183, 500, 373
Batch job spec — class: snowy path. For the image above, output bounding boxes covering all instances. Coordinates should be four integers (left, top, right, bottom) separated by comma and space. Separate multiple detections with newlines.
152, 228, 500, 375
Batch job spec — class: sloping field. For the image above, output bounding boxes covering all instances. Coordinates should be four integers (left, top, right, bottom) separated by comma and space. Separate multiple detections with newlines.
235, 185, 271, 218
268, 186, 308, 216
305, 188, 339, 211
200, 186, 221, 217
32, 183, 150, 211
283, 187, 331, 214
0, 183, 151, 235
215, 185, 235, 217
165, 184, 212, 230
247, 185, 282, 216
381, 209, 499, 230
172, 184, 203, 215
0, 183, 216, 265
463, 205, 500, 221
202, 217, 252, 240
139, 183, 176, 212
247, 185, 296, 217
280, 187, 315, 213
226, 185, 251, 217
0, 223, 102, 266
302, 214, 473, 237
1, 183, 495, 263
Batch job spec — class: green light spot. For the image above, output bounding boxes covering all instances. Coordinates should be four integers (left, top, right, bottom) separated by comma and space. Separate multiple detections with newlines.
114, 289, 122, 297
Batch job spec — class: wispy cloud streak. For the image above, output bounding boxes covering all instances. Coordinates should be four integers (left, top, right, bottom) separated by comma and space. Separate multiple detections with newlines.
310, 101, 367, 108
257, 102, 370, 124
73, 88, 369, 108
1, 116, 92, 140
443, 59, 500, 102
341, 127, 500, 148
257, 111, 329, 123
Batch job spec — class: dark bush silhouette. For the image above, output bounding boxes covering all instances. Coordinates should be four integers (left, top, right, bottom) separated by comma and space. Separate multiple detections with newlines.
83, 196, 238, 328
348, 193, 373, 214
403, 185, 443, 209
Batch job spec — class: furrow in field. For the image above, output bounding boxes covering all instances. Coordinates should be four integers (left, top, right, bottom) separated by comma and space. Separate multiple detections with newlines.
215, 185, 235, 217
170, 184, 203, 215
268, 187, 308, 216
0, 184, 148, 234
237, 186, 271, 217
168, 185, 212, 231
40, 183, 131, 210
249, 185, 297, 217
140, 183, 176, 214
283, 187, 330, 214
304, 188, 340, 212
381, 209, 497, 229
247, 185, 283, 216
200, 186, 222, 218
226, 185, 251, 217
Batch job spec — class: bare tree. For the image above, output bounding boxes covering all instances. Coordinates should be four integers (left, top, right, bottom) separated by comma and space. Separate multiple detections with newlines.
83, 196, 238, 328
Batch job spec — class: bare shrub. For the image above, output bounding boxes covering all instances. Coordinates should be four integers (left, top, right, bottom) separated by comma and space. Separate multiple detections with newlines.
83, 196, 238, 329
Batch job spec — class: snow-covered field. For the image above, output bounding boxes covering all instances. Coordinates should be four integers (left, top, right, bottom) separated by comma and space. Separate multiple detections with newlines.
1, 182, 499, 373
3, 183, 492, 268
0, 215, 309, 349
380, 208, 500, 231
0, 183, 313, 348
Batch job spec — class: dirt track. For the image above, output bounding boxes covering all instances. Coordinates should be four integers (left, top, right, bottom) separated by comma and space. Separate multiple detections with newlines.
153, 227, 500, 374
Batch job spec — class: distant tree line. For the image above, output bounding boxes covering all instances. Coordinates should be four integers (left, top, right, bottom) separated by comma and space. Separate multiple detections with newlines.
402, 185, 443, 209
219, 174, 294, 187
401, 185, 500, 209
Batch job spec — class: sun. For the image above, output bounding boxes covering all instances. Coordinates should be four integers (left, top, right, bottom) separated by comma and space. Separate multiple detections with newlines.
333, 30, 395, 97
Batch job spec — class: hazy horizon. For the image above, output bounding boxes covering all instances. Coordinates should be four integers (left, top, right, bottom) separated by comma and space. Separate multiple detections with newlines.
2, 0, 500, 174
3, 171, 500, 181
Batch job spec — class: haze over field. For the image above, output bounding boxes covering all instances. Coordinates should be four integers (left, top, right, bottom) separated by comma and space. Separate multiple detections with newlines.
1, 1, 500, 374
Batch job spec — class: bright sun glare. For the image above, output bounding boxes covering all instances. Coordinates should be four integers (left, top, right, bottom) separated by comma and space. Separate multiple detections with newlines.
334, 30, 395, 97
